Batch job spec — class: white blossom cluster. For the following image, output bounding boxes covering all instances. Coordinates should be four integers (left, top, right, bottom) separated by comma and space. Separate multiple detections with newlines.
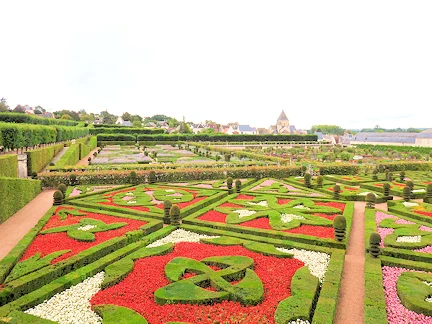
424, 282, 432, 303
247, 201, 268, 207
402, 202, 419, 207
396, 235, 421, 243
293, 205, 310, 210
288, 320, 310, 324
280, 214, 305, 223
412, 189, 426, 193
127, 200, 137, 204
147, 229, 219, 248
276, 247, 330, 283
77, 225, 97, 231
233, 210, 257, 218
25, 272, 105, 324
357, 192, 378, 197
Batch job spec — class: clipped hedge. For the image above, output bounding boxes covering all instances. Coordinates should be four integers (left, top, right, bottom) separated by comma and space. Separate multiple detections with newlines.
137, 134, 318, 142
0, 112, 78, 126
0, 177, 41, 223
90, 128, 165, 135
0, 155, 18, 178
97, 134, 136, 142
26, 144, 64, 175
55, 144, 80, 168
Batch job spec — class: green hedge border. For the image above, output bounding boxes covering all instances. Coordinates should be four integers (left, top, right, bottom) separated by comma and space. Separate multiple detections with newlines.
0, 155, 18, 178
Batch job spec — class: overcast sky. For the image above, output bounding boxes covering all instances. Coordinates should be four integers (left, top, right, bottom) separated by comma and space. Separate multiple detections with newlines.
1, 1, 431, 130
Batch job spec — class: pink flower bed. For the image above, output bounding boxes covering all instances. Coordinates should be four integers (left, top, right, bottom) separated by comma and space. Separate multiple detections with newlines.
382, 266, 432, 324
377, 228, 394, 248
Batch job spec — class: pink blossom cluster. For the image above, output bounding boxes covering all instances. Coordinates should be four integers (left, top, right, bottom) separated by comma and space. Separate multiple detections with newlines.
420, 225, 432, 232
395, 219, 416, 225
414, 246, 432, 253
382, 266, 432, 324
378, 228, 394, 248
375, 211, 398, 228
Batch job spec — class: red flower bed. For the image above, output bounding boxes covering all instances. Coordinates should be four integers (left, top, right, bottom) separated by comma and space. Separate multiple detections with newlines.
315, 201, 346, 212
277, 198, 292, 205
238, 218, 334, 239
235, 194, 255, 200
425, 182, 432, 185
414, 210, 432, 217
90, 242, 304, 324
100, 201, 150, 212
21, 208, 147, 264
198, 211, 227, 223
219, 202, 244, 208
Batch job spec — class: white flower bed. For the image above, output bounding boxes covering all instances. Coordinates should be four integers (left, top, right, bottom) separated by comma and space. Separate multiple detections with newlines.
147, 229, 219, 248
424, 282, 432, 303
293, 205, 310, 210
280, 214, 305, 223
396, 235, 421, 243
165, 189, 175, 192
288, 320, 310, 324
25, 272, 105, 324
125, 192, 135, 196
77, 225, 96, 231
127, 200, 137, 204
247, 201, 268, 207
357, 192, 378, 197
402, 202, 419, 207
233, 210, 257, 218
276, 247, 330, 283
412, 189, 426, 193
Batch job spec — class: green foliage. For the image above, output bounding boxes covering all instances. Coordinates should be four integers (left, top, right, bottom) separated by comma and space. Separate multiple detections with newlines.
53, 190, 64, 205
426, 184, 432, 203
383, 183, 391, 196
136, 134, 318, 142
400, 171, 405, 182
396, 272, 432, 316
365, 193, 376, 208
369, 232, 381, 257
93, 305, 148, 323
0, 155, 17, 177
129, 171, 138, 185
0, 112, 78, 126
406, 180, 414, 189
163, 200, 172, 224
170, 205, 181, 226
235, 179, 242, 193
0, 177, 41, 223
90, 128, 164, 135
69, 173, 78, 185
333, 185, 340, 200
316, 175, 323, 188
311, 125, 345, 135
55, 144, 80, 168
226, 177, 233, 192
57, 183, 67, 196
403, 186, 412, 202
333, 215, 346, 241
97, 134, 137, 142
304, 173, 311, 188
26, 143, 63, 174
149, 171, 156, 184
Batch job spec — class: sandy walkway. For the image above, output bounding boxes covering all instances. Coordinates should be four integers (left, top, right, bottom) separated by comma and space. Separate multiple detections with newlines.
0, 189, 55, 261
334, 201, 366, 324
76, 147, 100, 166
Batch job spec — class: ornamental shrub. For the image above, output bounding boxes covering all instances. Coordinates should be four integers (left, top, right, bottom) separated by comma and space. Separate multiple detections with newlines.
304, 173, 311, 188
316, 175, 323, 188
383, 183, 391, 197
399, 171, 405, 182
369, 232, 381, 257
385, 169, 389, 181
333, 185, 341, 200
406, 180, 414, 189
403, 186, 411, 202
69, 173, 78, 185
149, 171, 156, 184
53, 190, 64, 205
224, 153, 231, 162
163, 200, 172, 224
227, 177, 233, 193
129, 171, 138, 185
235, 179, 241, 193
372, 169, 378, 181
387, 172, 393, 182
31, 171, 38, 179
425, 184, 432, 203
365, 193, 376, 209
57, 183, 67, 197
170, 205, 181, 226
333, 215, 346, 241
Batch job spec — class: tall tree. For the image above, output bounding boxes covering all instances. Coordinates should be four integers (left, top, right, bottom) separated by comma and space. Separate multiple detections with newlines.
122, 112, 132, 121
311, 125, 345, 135
179, 116, 192, 133
101, 110, 116, 124
53, 110, 80, 121
0, 97, 9, 112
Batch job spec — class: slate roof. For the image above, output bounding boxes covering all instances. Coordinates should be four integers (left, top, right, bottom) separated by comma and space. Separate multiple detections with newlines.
417, 129, 432, 138
353, 132, 417, 143
238, 125, 256, 132
315, 132, 324, 140
122, 121, 132, 127
277, 110, 288, 121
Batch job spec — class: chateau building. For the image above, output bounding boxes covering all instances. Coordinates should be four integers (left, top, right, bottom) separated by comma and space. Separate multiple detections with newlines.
259, 110, 301, 134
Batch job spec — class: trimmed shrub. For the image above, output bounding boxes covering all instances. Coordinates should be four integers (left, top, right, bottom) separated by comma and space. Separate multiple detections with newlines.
97, 134, 136, 142
425, 184, 432, 203
369, 232, 381, 257
136, 133, 318, 142
0, 112, 78, 126
0, 155, 18, 177
149, 171, 156, 184
57, 183, 67, 197
224, 153, 231, 162
406, 180, 414, 190
372, 169, 378, 181
163, 200, 172, 225
399, 171, 405, 182
333, 215, 346, 241
55, 144, 80, 168
227, 177, 233, 193
403, 186, 411, 202
387, 172, 393, 182
0, 177, 41, 223
26, 143, 63, 175
383, 183, 391, 197
129, 171, 138, 185
365, 193, 376, 209
31, 171, 38, 179
316, 175, 323, 188
69, 173, 78, 186
304, 173, 311, 188
170, 205, 181, 226
53, 190, 64, 205
90, 127, 165, 135
333, 185, 341, 200
235, 179, 242, 193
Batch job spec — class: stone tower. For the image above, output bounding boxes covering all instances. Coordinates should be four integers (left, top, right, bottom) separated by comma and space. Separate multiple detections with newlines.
276, 110, 290, 133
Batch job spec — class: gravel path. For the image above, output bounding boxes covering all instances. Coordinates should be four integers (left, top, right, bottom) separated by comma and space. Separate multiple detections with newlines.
77, 147, 100, 166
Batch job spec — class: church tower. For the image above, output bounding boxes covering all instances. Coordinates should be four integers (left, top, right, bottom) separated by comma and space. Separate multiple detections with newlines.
276, 110, 290, 133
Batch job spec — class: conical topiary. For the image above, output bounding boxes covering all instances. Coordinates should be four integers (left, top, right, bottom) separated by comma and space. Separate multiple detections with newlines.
372, 169, 378, 181
388, 172, 393, 182
333, 215, 346, 241
304, 173, 312, 188
365, 193, 376, 209
369, 232, 381, 257
57, 183, 67, 197
399, 171, 405, 182
235, 179, 242, 193
333, 185, 341, 200
403, 186, 411, 202
69, 173, 78, 185
406, 180, 414, 190
170, 205, 181, 226
53, 190, 64, 206
149, 171, 156, 184
129, 171, 138, 185
425, 184, 432, 203
163, 200, 172, 224
383, 183, 391, 197
227, 177, 233, 194
316, 175, 324, 188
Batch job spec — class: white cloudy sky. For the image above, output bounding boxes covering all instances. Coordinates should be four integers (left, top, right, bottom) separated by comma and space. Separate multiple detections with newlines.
1, 1, 431, 130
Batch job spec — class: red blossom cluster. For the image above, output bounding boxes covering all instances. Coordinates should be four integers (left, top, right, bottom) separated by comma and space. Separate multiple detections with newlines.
414, 210, 432, 217
90, 242, 304, 323
315, 201, 346, 212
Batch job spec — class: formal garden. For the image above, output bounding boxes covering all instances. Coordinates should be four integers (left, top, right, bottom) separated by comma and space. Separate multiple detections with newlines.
0, 114, 432, 323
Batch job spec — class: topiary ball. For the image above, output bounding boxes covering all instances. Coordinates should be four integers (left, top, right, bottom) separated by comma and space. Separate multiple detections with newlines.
53, 190, 64, 206
369, 232, 381, 245
57, 183, 67, 195
333, 215, 346, 230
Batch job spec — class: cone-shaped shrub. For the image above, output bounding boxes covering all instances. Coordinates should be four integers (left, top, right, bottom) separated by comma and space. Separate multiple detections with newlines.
163, 200, 172, 224
69, 173, 78, 185
365, 193, 376, 209
57, 183, 67, 197
170, 205, 181, 226
369, 232, 381, 257
235, 179, 242, 193
388, 172, 393, 182
333, 185, 341, 200
333, 215, 346, 241
372, 169, 378, 181
149, 171, 156, 184
383, 183, 391, 197
406, 180, 414, 189
304, 173, 312, 188
129, 171, 138, 185
53, 190, 64, 206
399, 171, 405, 182
385, 169, 389, 181
425, 184, 432, 203
227, 177, 233, 193
403, 186, 411, 202
316, 175, 324, 188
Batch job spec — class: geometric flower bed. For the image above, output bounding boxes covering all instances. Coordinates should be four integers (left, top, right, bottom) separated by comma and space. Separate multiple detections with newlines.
165, 179, 254, 190
324, 174, 376, 185
361, 181, 427, 199
147, 145, 213, 164
244, 178, 325, 197
0, 181, 347, 324
92, 145, 151, 164
321, 184, 385, 202
388, 200, 432, 222
65, 185, 121, 198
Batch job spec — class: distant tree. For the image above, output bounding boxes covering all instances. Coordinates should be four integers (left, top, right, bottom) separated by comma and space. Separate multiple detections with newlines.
200, 128, 215, 134
131, 114, 143, 122
311, 125, 344, 135
132, 120, 142, 128
34, 106, 45, 114
0, 98, 9, 112
61, 114, 73, 120
13, 105, 25, 113
179, 116, 192, 134
80, 113, 95, 122
407, 128, 421, 133
151, 114, 169, 121
122, 112, 132, 121
53, 110, 80, 121
100, 110, 116, 124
